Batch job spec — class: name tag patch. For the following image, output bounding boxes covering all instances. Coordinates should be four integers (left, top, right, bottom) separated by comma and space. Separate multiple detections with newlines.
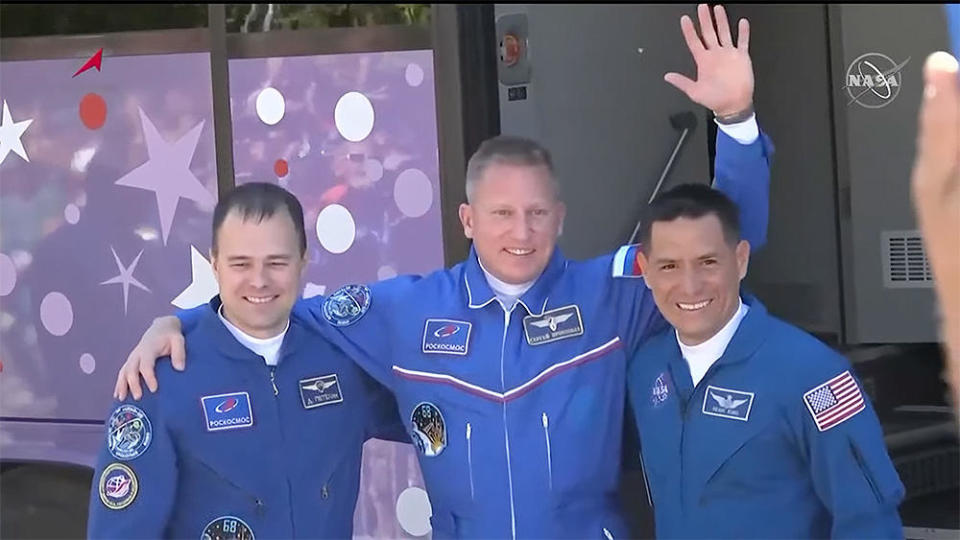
523, 305, 584, 346
422, 319, 472, 355
201, 391, 254, 432
702, 385, 754, 421
299, 374, 344, 409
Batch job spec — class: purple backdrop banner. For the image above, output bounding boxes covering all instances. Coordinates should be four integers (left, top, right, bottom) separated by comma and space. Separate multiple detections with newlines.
0, 47, 441, 538
0, 52, 218, 422
228, 49, 442, 539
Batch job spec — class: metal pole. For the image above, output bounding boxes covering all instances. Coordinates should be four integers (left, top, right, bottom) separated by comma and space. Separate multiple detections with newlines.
627, 113, 696, 246
208, 4, 236, 198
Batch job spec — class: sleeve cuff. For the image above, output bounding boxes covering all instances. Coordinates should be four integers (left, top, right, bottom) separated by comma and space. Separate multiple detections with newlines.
715, 113, 759, 145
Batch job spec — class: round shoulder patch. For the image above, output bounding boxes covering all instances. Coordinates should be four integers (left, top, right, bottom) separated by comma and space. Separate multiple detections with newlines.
322, 284, 371, 327
107, 404, 153, 460
410, 402, 446, 457
202, 515, 255, 540
99, 463, 138, 510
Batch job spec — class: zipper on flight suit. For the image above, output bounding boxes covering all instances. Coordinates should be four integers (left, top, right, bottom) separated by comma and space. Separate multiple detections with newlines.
541, 412, 553, 491
263, 358, 295, 534
466, 422, 475, 500
269, 367, 279, 396
850, 439, 883, 503
499, 304, 518, 540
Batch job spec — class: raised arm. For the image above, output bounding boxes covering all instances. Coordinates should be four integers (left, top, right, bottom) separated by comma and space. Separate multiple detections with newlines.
666, 4, 773, 250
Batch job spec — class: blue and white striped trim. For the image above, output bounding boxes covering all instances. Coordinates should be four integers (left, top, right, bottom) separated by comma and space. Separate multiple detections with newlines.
612, 244, 644, 278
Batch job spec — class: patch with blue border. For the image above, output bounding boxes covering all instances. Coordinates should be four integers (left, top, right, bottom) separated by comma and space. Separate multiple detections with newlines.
299, 374, 344, 409
322, 284, 371, 327
202, 515, 255, 539
701, 385, 755, 421
201, 391, 254, 432
422, 319, 472, 355
107, 404, 152, 461
523, 304, 584, 346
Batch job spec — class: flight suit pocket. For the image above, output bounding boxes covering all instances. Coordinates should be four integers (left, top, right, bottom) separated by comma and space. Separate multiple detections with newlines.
177, 453, 266, 517
429, 505, 481, 539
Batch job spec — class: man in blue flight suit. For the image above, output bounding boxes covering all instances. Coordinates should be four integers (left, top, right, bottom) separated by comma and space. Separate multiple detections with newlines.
88, 183, 405, 539
627, 183, 904, 538
115, 5, 774, 538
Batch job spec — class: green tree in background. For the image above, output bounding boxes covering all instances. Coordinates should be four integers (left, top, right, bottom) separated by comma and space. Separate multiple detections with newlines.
226, 4, 430, 32
0, 4, 429, 38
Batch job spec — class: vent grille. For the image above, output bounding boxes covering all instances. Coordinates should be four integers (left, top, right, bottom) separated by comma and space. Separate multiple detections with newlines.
882, 230, 933, 288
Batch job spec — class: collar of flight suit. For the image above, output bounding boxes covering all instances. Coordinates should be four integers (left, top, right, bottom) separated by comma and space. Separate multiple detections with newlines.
667, 292, 772, 401
463, 244, 567, 316
201, 294, 308, 364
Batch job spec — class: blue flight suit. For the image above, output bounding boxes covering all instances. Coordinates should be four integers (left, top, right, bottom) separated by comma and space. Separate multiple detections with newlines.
626, 295, 905, 539
88, 300, 405, 539
178, 130, 774, 539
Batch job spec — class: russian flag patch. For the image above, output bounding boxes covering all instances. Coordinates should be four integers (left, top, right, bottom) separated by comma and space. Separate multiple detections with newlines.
612, 244, 644, 278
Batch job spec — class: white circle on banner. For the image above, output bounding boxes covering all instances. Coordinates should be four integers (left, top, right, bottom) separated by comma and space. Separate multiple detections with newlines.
396, 486, 432, 537
377, 266, 397, 280
80, 353, 96, 374
315, 204, 356, 254
40, 292, 73, 336
65, 204, 80, 224
0, 252, 16, 296
405, 63, 425, 87
334, 92, 375, 142
256, 87, 285, 125
365, 159, 384, 183
394, 168, 433, 218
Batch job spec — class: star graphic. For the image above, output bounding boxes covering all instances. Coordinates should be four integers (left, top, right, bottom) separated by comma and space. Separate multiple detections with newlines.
171, 245, 219, 309
115, 108, 215, 245
100, 247, 151, 314
0, 100, 34, 165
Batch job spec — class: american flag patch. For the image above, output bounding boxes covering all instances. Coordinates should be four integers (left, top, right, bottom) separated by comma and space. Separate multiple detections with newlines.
612, 244, 644, 278
803, 370, 865, 432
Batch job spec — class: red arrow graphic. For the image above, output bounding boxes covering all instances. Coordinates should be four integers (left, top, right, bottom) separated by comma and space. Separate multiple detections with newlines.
73, 48, 103, 78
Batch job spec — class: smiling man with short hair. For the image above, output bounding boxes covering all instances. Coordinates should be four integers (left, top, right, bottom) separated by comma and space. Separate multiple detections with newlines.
628, 183, 904, 539
88, 183, 404, 539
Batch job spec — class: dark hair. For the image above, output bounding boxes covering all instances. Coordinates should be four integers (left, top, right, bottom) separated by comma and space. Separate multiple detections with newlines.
640, 183, 740, 252
211, 182, 307, 256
